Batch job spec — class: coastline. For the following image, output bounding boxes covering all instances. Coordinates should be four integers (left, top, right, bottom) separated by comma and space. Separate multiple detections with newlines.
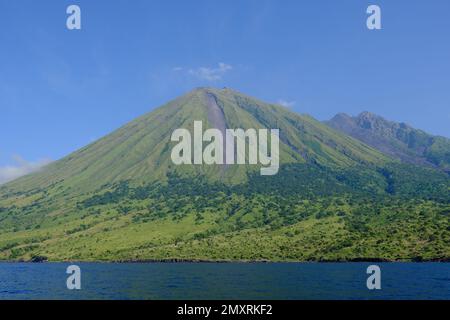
0, 257, 448, 263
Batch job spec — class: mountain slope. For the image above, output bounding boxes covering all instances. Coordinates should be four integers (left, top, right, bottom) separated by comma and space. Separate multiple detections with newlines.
326, 112, 450, 172
0, 88, 449, 262
2, 88, 388, 194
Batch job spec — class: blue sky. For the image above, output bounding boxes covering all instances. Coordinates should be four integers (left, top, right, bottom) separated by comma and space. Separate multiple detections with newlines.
1, 0, 450, 179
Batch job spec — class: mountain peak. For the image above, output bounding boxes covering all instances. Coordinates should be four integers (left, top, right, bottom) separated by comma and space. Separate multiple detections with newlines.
357, 111, 379, 120
329, 112, 352, 122
358, 111, 376, 116
1, 89, 449, 262
190, 86, 239, 95
3, 88, 390, 193
327, 111, 450, 171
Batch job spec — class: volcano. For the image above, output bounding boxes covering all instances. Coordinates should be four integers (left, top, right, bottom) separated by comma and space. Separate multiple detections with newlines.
0, 88, 448, 262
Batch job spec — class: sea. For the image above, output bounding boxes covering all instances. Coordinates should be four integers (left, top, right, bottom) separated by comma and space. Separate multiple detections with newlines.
0, 262, 448, 300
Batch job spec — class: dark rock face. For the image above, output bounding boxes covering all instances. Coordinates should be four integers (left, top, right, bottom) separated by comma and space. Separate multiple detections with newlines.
30, 255, 48, 263
326, 112, 450, 172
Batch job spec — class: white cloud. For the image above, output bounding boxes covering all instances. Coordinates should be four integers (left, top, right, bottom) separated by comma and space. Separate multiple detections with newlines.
0, 155, 52, 185
187, 62, 233, 81
277, 99, 296, 108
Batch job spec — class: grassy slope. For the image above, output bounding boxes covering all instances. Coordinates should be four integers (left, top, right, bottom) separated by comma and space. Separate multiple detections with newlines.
0, 163, 448, 262
0, 88, 448, 262
1, 88, 388, 194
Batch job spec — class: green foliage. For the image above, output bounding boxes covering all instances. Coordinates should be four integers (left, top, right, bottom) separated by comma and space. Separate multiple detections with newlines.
0, 88, 448, 262
0, 162, 448, 262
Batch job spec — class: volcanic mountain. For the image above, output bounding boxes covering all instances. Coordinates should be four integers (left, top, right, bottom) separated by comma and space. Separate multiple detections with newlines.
4, 88, 387, 192
0, 88, 448, 262
326, 112, 450, 172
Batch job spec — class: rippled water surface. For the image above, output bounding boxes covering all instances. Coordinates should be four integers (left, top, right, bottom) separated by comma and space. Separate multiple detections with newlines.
0, 263, 448, 300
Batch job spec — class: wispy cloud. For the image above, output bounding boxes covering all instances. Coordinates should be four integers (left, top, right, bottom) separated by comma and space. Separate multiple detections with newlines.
0, 155, 52, 185
277, 99, 296, 108
174, 63, 233, 81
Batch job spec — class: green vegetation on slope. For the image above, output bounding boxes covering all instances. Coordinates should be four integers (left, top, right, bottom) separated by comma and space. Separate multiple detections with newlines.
0, 163, 448, 262
0, 88, 448, 262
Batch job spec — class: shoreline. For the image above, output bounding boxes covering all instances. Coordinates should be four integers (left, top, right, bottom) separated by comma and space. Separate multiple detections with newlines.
0, 257, 448, 263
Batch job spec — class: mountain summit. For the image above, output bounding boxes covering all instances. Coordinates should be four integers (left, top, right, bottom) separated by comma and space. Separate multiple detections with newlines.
0, 88, 449, 262
4, 88, 386, 193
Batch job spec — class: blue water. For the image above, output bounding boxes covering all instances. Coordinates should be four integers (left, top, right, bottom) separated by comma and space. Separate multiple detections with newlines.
0, 263, 448, 300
